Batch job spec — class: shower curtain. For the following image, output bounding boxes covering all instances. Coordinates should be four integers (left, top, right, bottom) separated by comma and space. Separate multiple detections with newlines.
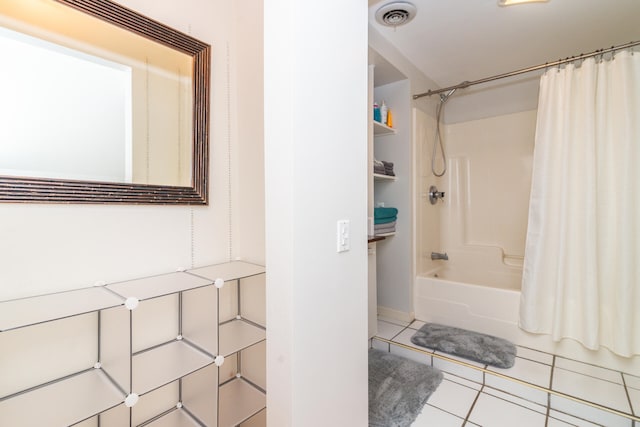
520, 49, 640, 357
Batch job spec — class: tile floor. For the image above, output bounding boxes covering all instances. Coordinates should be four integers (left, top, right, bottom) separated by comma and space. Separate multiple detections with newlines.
371, 318, 640, 427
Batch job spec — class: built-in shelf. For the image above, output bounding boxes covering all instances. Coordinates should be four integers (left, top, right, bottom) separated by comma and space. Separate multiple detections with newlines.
144, 408, 203, 427
373, 173, 397, 181
375, 232, 396, 237
219, 319, 266, 357
133, 340, 214, 395
0, 287, 124, 332
106, 272, 212, 301
0, 368, 124, 426
218, 378, 266, 427
373, 120, 396, 136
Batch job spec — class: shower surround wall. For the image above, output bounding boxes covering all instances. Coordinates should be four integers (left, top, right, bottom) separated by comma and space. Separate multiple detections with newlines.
417, 109, 536, 279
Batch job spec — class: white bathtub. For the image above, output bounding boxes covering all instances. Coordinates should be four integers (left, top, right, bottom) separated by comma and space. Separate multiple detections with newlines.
414, 266, 522, 344
414, 265, 640, 373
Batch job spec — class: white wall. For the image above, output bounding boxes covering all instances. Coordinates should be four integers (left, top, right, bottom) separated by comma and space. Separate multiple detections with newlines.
0, 0, 261, 302
264, 0, 369, 425
0, 0, 265, 420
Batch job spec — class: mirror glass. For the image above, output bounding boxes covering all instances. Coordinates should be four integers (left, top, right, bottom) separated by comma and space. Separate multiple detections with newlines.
0, 0, 210, 204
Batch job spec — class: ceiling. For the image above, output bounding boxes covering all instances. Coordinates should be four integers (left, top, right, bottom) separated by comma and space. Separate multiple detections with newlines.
368, 0, 640, 123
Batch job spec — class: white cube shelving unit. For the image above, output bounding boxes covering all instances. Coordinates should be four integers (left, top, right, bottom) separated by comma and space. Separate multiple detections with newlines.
0, 261, 266, 427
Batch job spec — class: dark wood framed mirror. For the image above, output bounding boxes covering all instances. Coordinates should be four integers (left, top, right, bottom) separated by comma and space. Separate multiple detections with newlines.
0, 0, 210, 204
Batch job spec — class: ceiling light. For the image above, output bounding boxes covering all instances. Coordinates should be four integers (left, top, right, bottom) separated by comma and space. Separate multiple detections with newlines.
498, 0, 549, 6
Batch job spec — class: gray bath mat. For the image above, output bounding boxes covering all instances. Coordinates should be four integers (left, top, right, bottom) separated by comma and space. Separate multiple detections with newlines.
369, 348, 443, 427
410, 323, 517, 369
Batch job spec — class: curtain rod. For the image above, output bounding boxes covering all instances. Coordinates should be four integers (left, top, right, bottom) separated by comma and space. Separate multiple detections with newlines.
412, 40, 640, 100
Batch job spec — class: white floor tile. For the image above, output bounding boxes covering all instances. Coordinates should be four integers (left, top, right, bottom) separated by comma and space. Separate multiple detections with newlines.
628, 387, 640, 415
550, 394, 632, 427
376, 319, 406, 340
393, 327, 435, 353
489, 356, 552, 387
624, 373, 640, 390
485, 357, 552, 405
555, 357, 623, 384
552, 367, 631, 413
432, 352, 485, 384
377, 315, 410, 327
389, 341, 433, 366
516, 346, 554, 365
370, 338, 389, 352
482, 387, 548, 414
484, 377, 549, 406
408, 320, 426, 331
547, 409, 602, 427
468, 391, 547, 427
411, 404, 466, 427
427, 378, 480, 418
443, 372, 483, 391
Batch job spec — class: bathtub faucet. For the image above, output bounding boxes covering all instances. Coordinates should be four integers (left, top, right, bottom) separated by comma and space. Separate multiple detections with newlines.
431, 252, 449, 261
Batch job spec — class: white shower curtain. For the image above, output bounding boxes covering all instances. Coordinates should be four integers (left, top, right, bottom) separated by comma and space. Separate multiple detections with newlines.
520, 49, 640, 357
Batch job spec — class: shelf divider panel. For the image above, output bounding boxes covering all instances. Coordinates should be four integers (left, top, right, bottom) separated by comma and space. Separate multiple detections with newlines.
106, 272, 212, 301
0, 369, 123, 426
187, 261, 265, 282
143, 408, 203, 427
219, 319, 266, 357
218, 378, 266, 427
133, 340, 213, 395
0, 287, 124, 332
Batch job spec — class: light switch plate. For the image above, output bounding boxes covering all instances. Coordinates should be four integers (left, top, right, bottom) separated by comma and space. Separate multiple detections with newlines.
337, 219, 350, 253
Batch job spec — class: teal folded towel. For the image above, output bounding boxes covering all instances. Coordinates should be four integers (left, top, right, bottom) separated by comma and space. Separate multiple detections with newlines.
374, 216, 397, 225
374, 207, 398, 220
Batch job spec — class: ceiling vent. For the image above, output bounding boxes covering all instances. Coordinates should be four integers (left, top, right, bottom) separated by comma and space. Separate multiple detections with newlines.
375, 2, 417, 28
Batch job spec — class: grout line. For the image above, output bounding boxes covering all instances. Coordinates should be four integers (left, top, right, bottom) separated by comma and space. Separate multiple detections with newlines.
373, 336, 640, 422
424, 403, 467, 424
621, 373, 637, 417
462, 384, 483, 425
482, 385, 548, 417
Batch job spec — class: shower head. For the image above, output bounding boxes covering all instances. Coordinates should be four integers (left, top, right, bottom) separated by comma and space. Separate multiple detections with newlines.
439, 88, 457, 103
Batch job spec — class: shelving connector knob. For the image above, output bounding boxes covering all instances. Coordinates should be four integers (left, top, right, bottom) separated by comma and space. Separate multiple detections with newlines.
176, 402, 183, 409
125, 393, 139, 407
125, 297, 139, 310
94, 362, 102, 369
214, 355, 225, 367
214, 278, 225, 289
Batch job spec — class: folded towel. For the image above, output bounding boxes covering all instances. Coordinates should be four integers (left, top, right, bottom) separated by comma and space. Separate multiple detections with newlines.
374, 207, 398, 220
382, 161, 394, 172
374, 225, 396, 234
373, 166, 386, 174
374, 220, 396, 228
373, 222, 396, 233
374, 215, 396, 225
374, 216, 397, 225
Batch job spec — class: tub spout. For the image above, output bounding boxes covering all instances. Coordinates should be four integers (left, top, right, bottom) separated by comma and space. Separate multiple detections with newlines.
431, 252, 449, 261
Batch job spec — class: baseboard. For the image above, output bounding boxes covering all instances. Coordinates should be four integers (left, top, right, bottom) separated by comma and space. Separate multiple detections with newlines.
377, 305, 415, 324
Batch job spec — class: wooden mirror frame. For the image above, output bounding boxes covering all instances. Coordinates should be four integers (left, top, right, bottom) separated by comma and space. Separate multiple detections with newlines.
0, 0, 210, 204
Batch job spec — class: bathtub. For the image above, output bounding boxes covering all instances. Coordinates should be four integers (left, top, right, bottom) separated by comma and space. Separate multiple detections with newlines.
414, 265, 522, 344
414, 265, 640, 373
